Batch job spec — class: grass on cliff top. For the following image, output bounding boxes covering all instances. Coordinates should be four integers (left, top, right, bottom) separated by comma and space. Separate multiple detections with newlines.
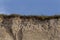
0, 14, 60, 20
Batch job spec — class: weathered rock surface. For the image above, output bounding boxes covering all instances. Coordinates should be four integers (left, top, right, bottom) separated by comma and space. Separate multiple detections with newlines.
0, 15, 60, 40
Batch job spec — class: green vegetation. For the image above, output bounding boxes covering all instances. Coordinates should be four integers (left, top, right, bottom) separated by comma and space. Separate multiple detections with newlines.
0, 14, 60, 20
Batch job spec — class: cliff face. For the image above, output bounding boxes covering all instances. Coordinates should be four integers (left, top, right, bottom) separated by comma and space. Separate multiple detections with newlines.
0, 15, 60, 40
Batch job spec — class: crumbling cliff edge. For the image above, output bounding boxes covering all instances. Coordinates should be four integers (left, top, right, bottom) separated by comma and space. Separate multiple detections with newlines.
0, 14, 60, 40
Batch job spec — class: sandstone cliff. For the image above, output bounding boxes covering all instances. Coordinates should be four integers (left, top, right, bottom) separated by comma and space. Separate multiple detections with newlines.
0, 15, 60, 40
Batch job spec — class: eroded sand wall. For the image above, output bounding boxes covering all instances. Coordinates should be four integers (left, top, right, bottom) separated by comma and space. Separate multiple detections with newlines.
0, 16, 60, 40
